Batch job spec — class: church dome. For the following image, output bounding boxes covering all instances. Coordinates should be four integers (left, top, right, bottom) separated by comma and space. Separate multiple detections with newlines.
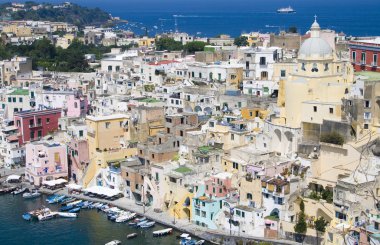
299, 38, 333, 58
298, 18, 333, 59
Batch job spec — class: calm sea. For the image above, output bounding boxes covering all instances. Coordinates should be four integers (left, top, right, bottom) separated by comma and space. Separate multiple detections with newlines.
0, 194, 181, 245
13, 0, 380, 37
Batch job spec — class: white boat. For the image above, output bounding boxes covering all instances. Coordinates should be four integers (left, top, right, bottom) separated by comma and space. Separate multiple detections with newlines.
66, 200, 82, 207
12, 187, 27, 195
277, 6, 296, 13
57, 212, 78, 218
195, 240, 205, 245
38, 211, 57, 221
115, 212, 136, 223
105, 240, 121, 245
23, 191, 41, 199
153, 228, 173, 236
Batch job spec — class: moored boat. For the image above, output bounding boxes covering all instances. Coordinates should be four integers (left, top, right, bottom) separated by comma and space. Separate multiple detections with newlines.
153, 228, 173, 237
68, 207, 81, 213
12, 187, 27, 195
105, 240, 121, 245
23, 191, 41, 199
57, 212, 78, 218
22, 213, 32, 221
127, 233, 138, 239
136, 220, 148, 227
38, 211, 57, 221
140, 221, 155, 228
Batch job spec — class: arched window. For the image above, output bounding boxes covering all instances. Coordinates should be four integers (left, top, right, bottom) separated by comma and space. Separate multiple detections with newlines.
247, 193, 253, 200
311, 63, 319, 72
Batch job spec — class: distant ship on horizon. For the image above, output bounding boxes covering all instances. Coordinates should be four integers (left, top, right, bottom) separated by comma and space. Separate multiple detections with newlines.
277, 6, 296, 14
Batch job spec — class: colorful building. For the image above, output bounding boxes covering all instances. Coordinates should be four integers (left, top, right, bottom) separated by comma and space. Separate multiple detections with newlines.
349, 38, 380, 72
14, 108, 62, 145
25, 141, 68, 186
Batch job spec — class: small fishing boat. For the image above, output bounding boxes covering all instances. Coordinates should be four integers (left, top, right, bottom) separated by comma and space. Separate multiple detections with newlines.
195, 240, 205, 245
22, 213, 32, 221
38, 211, 57, 221
57, 212, 78, 218
116, 212, 136, 223
12, 187, 27, 195
136, 220, 148, 227
60, 205, 74, 211
48, 195, 66, 204
153, 228, 173, 237
135, 217, 147, 222
23, 191, 41, 199
177, 233, 190, 239
61, 197, 76, 204
140, 221, 155, 228
127, 233, 137, 239
68, 207, 81, 213
65, 200, 82, 207
105, 240, 121, 245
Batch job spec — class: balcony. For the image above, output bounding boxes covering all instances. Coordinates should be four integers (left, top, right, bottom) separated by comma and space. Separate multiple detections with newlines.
29, 123, 42, 129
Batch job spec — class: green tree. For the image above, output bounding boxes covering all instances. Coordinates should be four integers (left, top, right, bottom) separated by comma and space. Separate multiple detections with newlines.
184, 41, 207, 54
315, 217, 328, 233
155, 38, 183, 51
320, 131, 345, 145
315, 216, 328, 244
294, 200, 307, 234
234, 36, 249, 47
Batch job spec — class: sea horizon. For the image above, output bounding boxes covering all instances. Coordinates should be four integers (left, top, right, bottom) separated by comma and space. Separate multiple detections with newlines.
1, 0, 380, 37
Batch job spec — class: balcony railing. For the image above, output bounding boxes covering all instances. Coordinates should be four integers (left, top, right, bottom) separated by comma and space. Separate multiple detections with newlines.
29, 123, 42, 128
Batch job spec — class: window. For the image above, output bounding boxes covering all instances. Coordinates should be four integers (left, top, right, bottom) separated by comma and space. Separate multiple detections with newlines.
37, 130, 42, 138
219, 188, 222, 193
232, 162, 239, 170
352, 51, 356, 62
199, 72, 202, 78
247, 193, 253, 200
74, 102, 78, 108
201, 211, 206, 217
301, 63, 306, 71
364, 124, 369, 129
46, 118, 50, 124
324, 63, 329, 71
19, 97, 23, 103
231, 134, 234, 140
361, 52, 366, 63
249, 111, 253, 117
108, 65, 112, 72
12, 97, 16, 102
79, 130, 83, 137
212, 187, 215, 193
105, 122, 111, 128
311, 63, 318, 72
365, 100, 371, 108
260, 57, 266, 65
329, 108, 333, 114
374, 54, 378, 66
280, 70, 286, 77
37, 118, 41, 125
7, 97, 11, 103
364, 112, 371, 119
313, 106, 317, 112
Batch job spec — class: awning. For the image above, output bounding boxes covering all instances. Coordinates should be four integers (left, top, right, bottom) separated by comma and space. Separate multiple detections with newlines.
84, 186, 121, 197
6, 175, 21, 182
66, 183, 82, 190
42, 179, 67, 186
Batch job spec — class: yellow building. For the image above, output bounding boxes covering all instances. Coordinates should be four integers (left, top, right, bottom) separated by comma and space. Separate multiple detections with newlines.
3, 24, 31, 37
240, 107, 269, 120
138, 37, 155, 47
56, 34, 75, 49
277, 19, 354, 129
83, 114, 137, 187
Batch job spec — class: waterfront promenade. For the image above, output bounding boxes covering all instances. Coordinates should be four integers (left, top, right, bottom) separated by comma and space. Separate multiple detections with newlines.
37, 187, 300, 245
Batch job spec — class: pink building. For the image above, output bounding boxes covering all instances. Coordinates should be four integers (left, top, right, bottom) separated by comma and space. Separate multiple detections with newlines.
204, 172, 233, 198
66, 93, 89, 118
25, 141, 68, 186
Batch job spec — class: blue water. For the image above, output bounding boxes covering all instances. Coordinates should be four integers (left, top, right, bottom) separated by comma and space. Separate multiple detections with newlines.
0, 194, 182, 245
10, 0, 380, 37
